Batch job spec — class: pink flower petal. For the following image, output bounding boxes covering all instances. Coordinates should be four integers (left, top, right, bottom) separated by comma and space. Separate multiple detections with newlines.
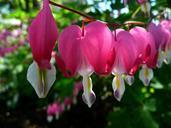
113, 30, 137, 75
82, 21, 115, 75
148, 23, 170, 50
28, 0, 58, 69
130, 27, 157, 68
58, 25, 82, 77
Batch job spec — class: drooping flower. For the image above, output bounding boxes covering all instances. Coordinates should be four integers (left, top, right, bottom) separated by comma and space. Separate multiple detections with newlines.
112, 29, 138, 101
81, 21, 115, 75
148, 22, 170, 67
56, 21, 114, 107
55, 24, 94, 107
160, 20, 171, 64
130, 27, 157, 86
27, 0, 58, 98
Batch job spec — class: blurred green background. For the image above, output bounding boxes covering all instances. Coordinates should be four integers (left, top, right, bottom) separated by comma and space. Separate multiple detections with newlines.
0, 0, 171, 127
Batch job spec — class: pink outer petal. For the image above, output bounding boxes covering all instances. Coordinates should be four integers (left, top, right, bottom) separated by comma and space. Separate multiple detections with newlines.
113, 30, 138, 75
160, 20, 171, 49
130, 27, 157, 68
145, 33, 158, 68
81, 21, 115, 75
58, 25, 82, 77
28, 0, 58, 69
148, 23, 170, 51
55, 53, 69, 77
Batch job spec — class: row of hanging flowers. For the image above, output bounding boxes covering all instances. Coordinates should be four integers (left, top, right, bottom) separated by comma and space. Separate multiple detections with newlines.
27, 0, 171, 107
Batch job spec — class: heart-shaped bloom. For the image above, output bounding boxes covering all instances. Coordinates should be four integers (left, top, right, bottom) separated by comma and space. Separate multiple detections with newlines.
112, 30, 138, 101
81, 21, 115, 75
130, 27, 157, 86
27, 0, 58, 98
148, 22, 170, 67
56, 21, 114, 107
148, 23, 169, 50
160, 20, 171, 64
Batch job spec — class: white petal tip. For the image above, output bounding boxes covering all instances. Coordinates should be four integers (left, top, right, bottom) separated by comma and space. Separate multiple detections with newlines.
112, 75, 125, 102
82, 92, 96, 108
139, 66, 153, 86
114, 90, 122, 102
37, 94, 47, 98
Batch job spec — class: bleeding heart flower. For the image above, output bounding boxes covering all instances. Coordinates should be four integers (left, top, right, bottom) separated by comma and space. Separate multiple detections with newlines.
112, 30, 138, 101
130, 27, 157, 86
55, 24, 94, 108
160, 20, 171, 64
27, 0, 58, 98
81, 21, 115, 75
148, 22, 170, 67
56, 21, 114, 107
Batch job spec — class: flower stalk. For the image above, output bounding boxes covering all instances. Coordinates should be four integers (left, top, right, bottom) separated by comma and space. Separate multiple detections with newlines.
49, 0, 146, 28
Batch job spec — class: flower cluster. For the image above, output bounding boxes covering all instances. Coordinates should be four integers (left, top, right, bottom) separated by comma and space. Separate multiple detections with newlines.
46, 82, 82, 122
0, 29, 24, 57
27, 0, 171, 108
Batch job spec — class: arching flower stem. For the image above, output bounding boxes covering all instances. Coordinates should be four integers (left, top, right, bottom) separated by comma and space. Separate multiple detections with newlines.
49, 0, 146, 28
49, 0, 95, 21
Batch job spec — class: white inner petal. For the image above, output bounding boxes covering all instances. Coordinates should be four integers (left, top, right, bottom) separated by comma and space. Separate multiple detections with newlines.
157, 49, 165, 68
139, 65, 153, 86
27, 61, 56, 98
164, 48, 171, 64
81, 74, 96, 108
112, 74, 125, 101
141, 2, 151, 17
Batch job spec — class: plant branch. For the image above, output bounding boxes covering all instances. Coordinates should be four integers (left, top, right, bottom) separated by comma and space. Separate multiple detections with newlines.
49, 0, 95, 21
49, 1, 146, 28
